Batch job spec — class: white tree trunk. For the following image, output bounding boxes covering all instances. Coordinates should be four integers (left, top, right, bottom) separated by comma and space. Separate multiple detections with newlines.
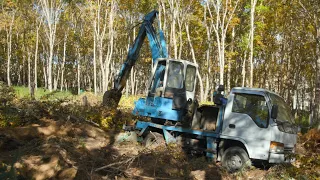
38, 0, 65, 92
34, 21, 41, 91
93, 0, 109, 93
185, 23, 204, 101
60, 32, 67, 91
104, 0, 115, 91
43, 61, 47, 89
168, 0, 178, 59
242, 50, 248, 87
249, 0, 258, 87
204, 7, 212, 101
53, 45, 60, 91
93, 22, 97, 94
206, 0, 239, 86
27, 49, 31, 92
227, 27, 235, 93
77, 50, 81, 95
6, 13, 15, 86
315, 25, 320, 125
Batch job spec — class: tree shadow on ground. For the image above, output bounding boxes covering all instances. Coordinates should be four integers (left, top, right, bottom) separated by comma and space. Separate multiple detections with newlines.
0, 99, 226, 180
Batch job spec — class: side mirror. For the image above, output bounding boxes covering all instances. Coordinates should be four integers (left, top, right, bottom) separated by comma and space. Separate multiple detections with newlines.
271, 105, 278, 119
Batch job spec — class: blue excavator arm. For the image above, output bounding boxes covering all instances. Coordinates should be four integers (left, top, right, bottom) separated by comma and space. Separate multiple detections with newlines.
103, 10, 168, 107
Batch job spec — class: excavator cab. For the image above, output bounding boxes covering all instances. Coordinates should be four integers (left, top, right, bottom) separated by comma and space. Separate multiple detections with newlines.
133, 58, 198, 122
148, 58, 197, 102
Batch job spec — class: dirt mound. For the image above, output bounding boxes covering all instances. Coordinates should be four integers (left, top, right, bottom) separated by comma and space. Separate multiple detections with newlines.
0, 117, 114, 180
0, 115, 230, 180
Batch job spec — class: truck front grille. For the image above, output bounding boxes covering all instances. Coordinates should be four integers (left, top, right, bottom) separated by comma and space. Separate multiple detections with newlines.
284, 147, 294, 153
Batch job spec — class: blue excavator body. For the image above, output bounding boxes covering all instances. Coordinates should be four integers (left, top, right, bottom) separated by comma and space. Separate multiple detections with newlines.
103, 10, 198, 124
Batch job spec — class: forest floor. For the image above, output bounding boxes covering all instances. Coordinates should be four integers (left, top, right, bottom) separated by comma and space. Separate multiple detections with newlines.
0, 87, 319, 180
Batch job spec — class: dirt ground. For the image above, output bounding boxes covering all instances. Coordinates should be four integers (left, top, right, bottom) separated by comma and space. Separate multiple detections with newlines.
0, 93, 318, 180
0, 115, 274, 180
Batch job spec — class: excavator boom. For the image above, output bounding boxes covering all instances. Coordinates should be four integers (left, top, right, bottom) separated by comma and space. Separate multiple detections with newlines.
103, 10, 168, 107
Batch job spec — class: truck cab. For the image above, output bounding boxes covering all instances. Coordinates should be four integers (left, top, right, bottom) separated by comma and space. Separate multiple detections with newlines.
219, 87, 297, 164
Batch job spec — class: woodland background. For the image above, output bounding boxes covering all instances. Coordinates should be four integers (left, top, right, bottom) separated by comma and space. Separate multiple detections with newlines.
0, 0, 320, 126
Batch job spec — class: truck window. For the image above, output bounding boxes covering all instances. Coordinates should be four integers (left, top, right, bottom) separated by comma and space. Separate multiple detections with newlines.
232, 93, 269, 128
268, 93, 294, 124
185, 65, 196, 92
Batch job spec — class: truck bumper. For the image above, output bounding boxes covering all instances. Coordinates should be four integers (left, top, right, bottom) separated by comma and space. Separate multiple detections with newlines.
269, 153, 295, 163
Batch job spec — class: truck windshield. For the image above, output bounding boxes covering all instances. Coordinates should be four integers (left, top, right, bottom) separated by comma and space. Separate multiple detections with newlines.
268, 93, 294, 124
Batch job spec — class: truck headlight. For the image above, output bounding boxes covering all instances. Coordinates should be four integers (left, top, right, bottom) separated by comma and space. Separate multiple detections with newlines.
270, 141, 284, 153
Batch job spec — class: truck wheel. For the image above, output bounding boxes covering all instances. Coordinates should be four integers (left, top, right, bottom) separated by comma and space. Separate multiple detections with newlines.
221, 146, 251, 172
143, 132, 165, 149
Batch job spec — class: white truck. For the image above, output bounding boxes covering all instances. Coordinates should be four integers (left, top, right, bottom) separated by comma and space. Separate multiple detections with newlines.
129, 84, 298, 172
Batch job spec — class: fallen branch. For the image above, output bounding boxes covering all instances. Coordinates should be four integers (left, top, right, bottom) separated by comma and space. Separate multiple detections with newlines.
67, 115, 100, 127
95, 142, 157, 172
95, 156, 135, 172
101, 167, 175, 180
95, 132, 166, 176
84, 119, 100, 127
130, 175, 175, 180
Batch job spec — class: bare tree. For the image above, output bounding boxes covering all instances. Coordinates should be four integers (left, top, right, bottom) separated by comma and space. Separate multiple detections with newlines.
104, 0, 116, 92
27, 47, 31, 93
206, 0, 239, 85
93, 26, 97, 94
299, 0, 320, 126
37, 0, 66, 92
204, 6, 213, 100
6, 11, 15, 86
249, 0, 258, 87
60, 31, 67, 91
91, 0, 115, 93
185, 22, 204, 101
34, 20, 42, 91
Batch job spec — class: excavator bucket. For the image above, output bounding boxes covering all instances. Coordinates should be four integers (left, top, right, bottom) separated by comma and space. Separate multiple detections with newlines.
102, 89, 122, 108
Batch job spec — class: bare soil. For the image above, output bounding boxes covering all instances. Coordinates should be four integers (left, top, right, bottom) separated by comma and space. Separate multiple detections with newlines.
0, 114, 275, 180
2, 96, 315, 180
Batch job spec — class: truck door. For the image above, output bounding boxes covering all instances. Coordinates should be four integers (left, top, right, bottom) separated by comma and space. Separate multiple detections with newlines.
221, 92, 271, 160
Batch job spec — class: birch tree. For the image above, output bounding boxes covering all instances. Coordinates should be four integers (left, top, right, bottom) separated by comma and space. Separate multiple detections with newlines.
206, 0, 239, 85
104, 0, 116, 92
90, 0, 115, 93
204, 6, 213, 100
249, 0, 258, 87
36, 0, 66, 92
298, 0, 320, 126
34, 20, 41, 90
6, 12, 15, 86
185, 22, 204, 101
167, 0, 179, 59
60, 31, 67, 91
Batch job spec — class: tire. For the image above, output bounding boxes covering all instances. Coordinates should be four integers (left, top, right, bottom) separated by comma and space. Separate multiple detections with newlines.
143, 132, 165, 149
221, 146, 251, 172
